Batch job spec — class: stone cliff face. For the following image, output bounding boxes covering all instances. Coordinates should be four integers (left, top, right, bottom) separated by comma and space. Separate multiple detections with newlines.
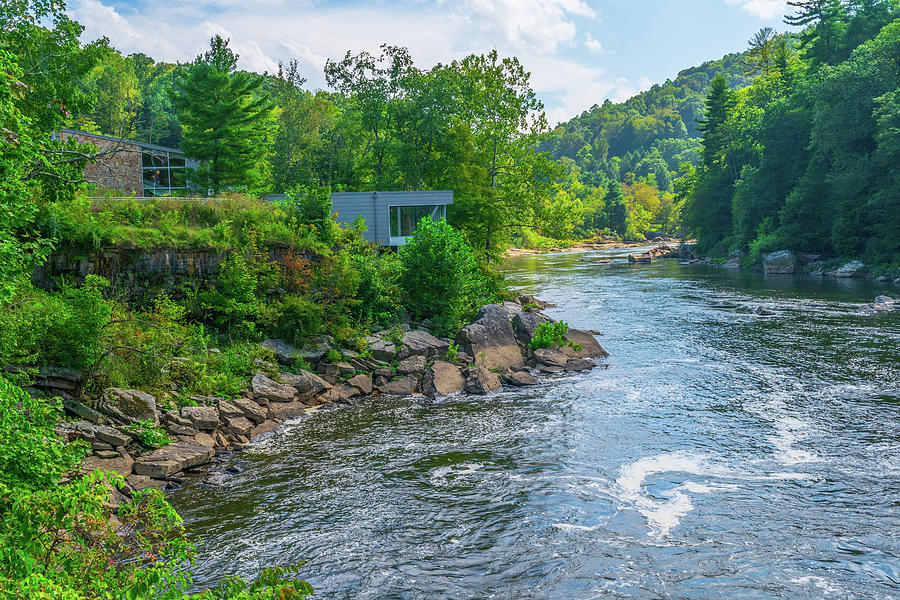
33, 243, 297, 293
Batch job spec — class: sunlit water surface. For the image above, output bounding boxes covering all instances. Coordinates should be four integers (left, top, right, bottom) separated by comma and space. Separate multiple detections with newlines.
171, 248, 900, 599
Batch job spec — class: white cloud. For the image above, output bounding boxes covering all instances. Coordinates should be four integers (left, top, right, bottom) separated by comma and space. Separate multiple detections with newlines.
68, 0, 629, 122
584, 34, 605, 54
725, 0, 787, 20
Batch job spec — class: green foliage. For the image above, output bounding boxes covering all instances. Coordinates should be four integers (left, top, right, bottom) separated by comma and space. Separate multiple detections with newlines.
171, 36, 276, 195
398, 218, 492, 334
683, 4, 900, 266
260, 295, 324, 346
446, 342, 459, 363
0, 378, 86, 494
530, 321, 570, 350
126, 418, 172, 449
281, 184, 335, 245
324, 348, 342, 363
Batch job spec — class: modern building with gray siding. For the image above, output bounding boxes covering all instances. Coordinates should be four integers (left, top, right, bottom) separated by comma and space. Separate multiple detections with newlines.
329, 190, 453, 246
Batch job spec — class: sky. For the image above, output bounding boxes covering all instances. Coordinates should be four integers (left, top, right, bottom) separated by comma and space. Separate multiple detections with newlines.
67, 0, 795, 125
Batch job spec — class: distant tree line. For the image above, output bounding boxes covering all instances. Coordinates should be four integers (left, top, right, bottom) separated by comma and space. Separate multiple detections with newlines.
681, 0, 899, 267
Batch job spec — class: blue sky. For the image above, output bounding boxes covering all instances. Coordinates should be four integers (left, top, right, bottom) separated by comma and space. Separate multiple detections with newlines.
69, 0, 795, 124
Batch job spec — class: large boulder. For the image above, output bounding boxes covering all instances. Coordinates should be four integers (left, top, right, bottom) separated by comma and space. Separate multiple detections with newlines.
456, 305, 525, 371
763, 250, 798, 274
379, 375, 419, 396
397, 355, 427, 375
71, 421, 131, 446
133, 443, 214, 479
533, 348, 569, 368
346, 374, 373, 395
224, 416, 253, 437
628, 253, 651, 263
464, 366, 502, 395
100, 388, 158, 426
422, 362, 465, 397
401, 330, 449, 359
368, 337, 397, 362
874, 295, 895, 306
251, 373, 297, 404
566, 358, 595, 372
277, 370, 331, 401
231, 398, 267, 424
562, 329, 609, 359
180, 405, 219, 431
261, 338, 301, 365
834, 260, 867, 278
511, 311, 552, 347
503, 371, 537, 387
267, 401, 307, 421
724, 249, 745, 269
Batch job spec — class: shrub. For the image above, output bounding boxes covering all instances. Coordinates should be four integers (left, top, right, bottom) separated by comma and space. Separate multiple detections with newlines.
324, 348, 342, 363
0, 377, 86, 494
350, 250, 401, 326
530, 321, 582, 351
126, 418, 172, 449
398, 218, 487, 335
282, 184, 335, 246
260, 294, 323, 346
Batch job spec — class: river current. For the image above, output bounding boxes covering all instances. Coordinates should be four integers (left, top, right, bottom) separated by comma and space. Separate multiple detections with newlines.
171, 247, 900, 599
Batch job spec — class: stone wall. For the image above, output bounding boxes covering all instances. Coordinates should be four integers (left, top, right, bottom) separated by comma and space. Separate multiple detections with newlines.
61, 131, 143, 193
33, 244, 298, 295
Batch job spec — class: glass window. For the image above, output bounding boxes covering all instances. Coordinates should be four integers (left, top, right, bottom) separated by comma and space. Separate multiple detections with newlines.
390, 205, 447, 239
390, 206, 399, 237
141, 150, 169, 168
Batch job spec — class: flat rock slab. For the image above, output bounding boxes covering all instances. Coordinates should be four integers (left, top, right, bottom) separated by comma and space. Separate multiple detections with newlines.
503, 371, 538, 387
133, 443, 214, 479
276, 370, 331, 400
534, 348, 569, 368
267, 400, 307, 421
251, 373, 297, 404
232, 398, 267, 423
402, 330, 449, 358
73, 421, 131, 446
101, 388, 158, 426
379, 375, 419, 396
347, 374, 373, 395
81, 452, 134, 478
181, 405, 219, 430
562, 329, 609, 359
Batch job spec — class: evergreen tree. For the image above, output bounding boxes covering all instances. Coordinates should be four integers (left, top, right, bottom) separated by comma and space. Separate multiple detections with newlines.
602, 183, 628, 234
784, 0, 850, 66
697, 74, 736, 170
171, 35, 275, 195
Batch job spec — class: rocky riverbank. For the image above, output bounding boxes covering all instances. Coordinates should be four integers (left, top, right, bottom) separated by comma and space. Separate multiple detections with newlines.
51, 295, 607, 498
504, 237, 682, 258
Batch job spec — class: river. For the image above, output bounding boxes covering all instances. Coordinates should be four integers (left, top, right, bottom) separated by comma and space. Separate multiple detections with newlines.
171, 247, 900, 599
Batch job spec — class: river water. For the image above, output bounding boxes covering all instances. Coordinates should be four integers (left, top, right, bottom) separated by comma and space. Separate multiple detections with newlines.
171, 247, 900, 599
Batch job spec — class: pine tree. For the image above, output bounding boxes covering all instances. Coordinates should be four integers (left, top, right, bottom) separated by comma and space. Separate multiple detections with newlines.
697, 74, 736, 170
171, 36, 275, 195
784, 0, 849, 65
602, 183, 628, 234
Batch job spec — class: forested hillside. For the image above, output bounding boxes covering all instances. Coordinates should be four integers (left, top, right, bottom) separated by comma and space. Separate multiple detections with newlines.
542, 50, 751, 186
681, 0, 900, 271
